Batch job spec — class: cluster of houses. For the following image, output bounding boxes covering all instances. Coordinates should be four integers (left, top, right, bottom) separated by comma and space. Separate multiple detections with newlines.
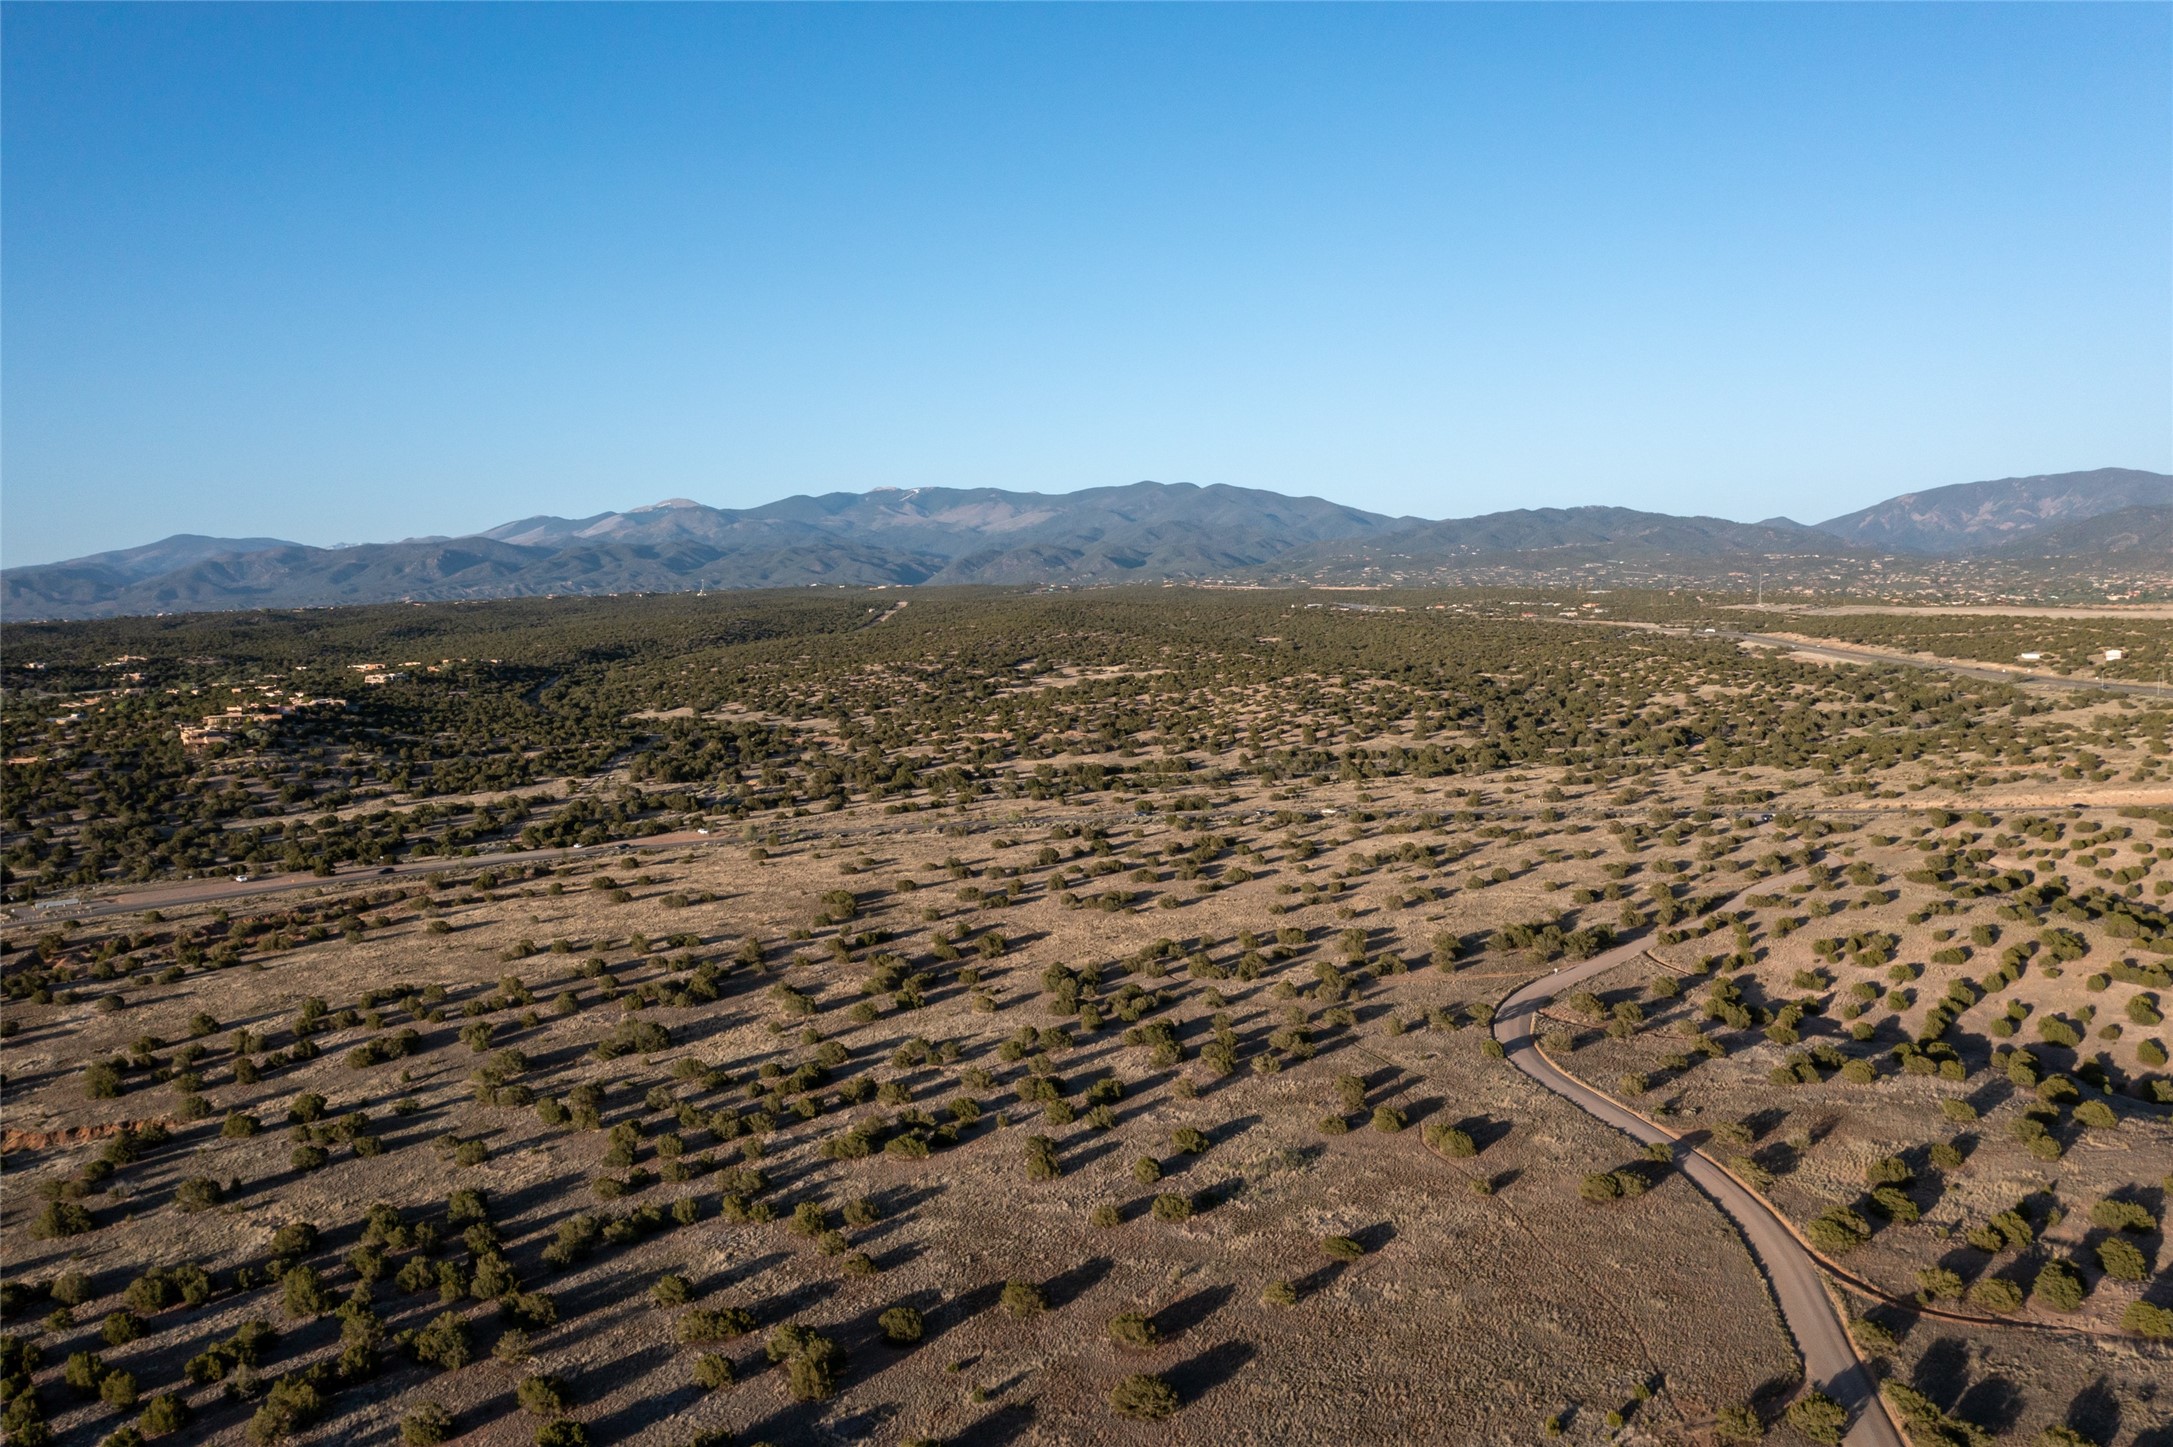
346, 658, 493, 684
179, 695, 347, 749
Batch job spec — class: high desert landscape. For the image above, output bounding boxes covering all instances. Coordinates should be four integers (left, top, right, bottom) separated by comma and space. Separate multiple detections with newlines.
5, 6, 2168, 1445
2, 583, 2169, 1447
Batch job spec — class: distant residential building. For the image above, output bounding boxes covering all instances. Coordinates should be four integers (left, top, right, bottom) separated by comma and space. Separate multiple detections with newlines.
179, 695, 347, 747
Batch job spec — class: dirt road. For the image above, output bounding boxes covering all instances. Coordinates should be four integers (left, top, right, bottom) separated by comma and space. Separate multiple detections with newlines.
1492, 935, 1906, 1447
18, 831, 730, 922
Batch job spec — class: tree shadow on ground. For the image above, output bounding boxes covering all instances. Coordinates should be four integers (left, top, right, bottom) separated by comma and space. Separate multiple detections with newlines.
952, 1400, 1039, 1446
2063, 1376, 2122, 1446
1041, 1255, 1114, 1310
1166, 1338, 1258, 1405
1153, 1283, 1234, 1342
1908, 1335, 1971, 1411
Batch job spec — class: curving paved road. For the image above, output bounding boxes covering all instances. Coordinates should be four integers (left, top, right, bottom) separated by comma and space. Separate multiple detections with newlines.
1564, 614, 2171, 698
1715, 628, 2169, 698
1492, 939, 1905, 1447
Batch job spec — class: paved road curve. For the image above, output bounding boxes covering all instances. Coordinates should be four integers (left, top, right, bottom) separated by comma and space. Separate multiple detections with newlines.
1718, 629, 2172, 698
1492, 938, 1906, 1447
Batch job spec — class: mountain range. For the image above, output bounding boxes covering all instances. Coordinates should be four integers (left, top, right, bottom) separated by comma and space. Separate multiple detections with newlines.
1813, 468, 2170, 553
5, 469, 2166, 620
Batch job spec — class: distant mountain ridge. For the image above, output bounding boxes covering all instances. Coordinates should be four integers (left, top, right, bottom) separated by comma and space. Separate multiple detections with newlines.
1988, 504, 2173, 558
1814, 467, 2171, 554
5, 469, 2165, 620
1308, 506, 1835, 559
474, 483, 1394, 569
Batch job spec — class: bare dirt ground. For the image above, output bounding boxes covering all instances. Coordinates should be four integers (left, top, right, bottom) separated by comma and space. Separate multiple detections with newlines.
5, 762, 2168, 1447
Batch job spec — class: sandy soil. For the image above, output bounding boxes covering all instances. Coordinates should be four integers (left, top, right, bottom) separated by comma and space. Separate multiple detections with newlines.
5, 766, 2168, 1447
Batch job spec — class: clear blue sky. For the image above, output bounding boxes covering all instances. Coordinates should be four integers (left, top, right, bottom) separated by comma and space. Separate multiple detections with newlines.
4, 3, 2168, 566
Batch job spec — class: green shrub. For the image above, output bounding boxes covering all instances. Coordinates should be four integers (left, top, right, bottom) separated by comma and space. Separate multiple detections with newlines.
878, 1306, 924, 1345
2030, 1259, 2085, 1312
1579, 1172, 1624, 1203
764, 1326, 844, 1402
2090, 1198, 2155, 1233
174, 1177, 223, 1213
281, 1267, 333, 1319
516, 1376, 569, 1417
247, 1375, 323, 1446
676, 1307, 755, 1343
2123, 1300, 2172, 1339
1023, 1135, 1061, 1181
1850, 1315, 1897, 1352
137, 1392, 190, 1437
1882, 1382, 1995, 1446
1869, 1186, 1919, 1224
408, 1312, 472, 1370
34, 1202, 95, 1239
2097, 1236, 2150, 1282
2074, 1099, 2118, 1130
1915, 1266, 1963, 1301
1000, 1281, 1047, 1316
1107, 1311, 1159, 1349
2037, 1428, 2099, 1447
1108, 1373, 1180, 1420
1784, 1390, 1847, 1445
1804, 1206, 1871, 1255
502, 1291, 558, 1330
85, 1061, 124, 1099
1429, 1124, 1477, 1157
401, 1403, 455, 1447
1712, 1404, 1764, 1442
64, 1350, 107, 1396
